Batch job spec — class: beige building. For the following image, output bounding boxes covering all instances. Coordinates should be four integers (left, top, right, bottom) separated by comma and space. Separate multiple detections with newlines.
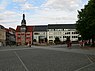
0, 27, 6, 46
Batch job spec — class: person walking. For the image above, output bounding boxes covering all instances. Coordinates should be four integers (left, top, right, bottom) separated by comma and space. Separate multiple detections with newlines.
66, 37, 72, 48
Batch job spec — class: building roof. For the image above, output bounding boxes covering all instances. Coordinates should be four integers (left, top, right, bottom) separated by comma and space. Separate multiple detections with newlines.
16, 26, 33, 32
26, 26, 33, 32
0, 25, 5, 29
9, 28, 15, 33
33, 25, 48, 31
48, 24, 76, 29
16, 26, 20, 32
5, 28, 10, 32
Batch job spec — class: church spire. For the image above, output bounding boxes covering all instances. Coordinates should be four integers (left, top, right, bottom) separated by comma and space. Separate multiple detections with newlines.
21, 14, 26, 26
23, 14, 25, 20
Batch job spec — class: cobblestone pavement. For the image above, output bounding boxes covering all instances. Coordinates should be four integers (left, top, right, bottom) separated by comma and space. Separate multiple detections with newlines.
0, 45, 95, 71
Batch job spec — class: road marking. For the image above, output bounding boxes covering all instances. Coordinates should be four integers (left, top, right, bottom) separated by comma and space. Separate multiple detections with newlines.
14, 51, 29, 71
74, 63, 94, 71
86, 55, 93, 63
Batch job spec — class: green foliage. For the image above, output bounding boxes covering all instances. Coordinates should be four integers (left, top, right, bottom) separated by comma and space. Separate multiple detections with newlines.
54, 37, 61, 44
76, 0, 95, 40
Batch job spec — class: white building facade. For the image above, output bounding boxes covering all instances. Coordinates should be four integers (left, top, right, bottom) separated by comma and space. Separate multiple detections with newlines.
47, 24, 79, 44
33, 25, 47, 44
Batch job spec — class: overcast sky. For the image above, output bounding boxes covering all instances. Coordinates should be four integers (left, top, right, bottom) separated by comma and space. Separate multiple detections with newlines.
0, 0, 88, 29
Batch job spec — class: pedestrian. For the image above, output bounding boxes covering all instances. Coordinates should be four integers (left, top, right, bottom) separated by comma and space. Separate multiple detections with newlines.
79, 40, 82, 46
66, 37, 72, 48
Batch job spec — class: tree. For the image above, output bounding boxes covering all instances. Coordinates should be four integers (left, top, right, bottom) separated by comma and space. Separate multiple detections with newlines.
33, 39, 36, 42
76, 0, 95, 46
45, 38, 47, 42
54, 37, 61, 44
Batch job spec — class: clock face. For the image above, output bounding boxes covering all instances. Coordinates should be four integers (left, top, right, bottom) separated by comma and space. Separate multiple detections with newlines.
21, 27, 26, 32
22, 23, 24, 25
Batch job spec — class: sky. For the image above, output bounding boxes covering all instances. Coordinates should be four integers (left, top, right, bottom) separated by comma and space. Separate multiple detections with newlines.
0, 0, 88, 29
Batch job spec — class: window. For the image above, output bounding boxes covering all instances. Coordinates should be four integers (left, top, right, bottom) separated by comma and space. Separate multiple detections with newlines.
72, 32, 78, 34
63, 36, 66, 38
34, 33, 39, 35
49, 36, 53, 38
49, 29, 54, 31
75, 36, 78, 38
55, 29, 58, 31
26, 35, 30, 38
17, 34, 20, 35
63, 36, 70, 38
18, 35, 20, 37
17, 37, 20, 39
26, 34, 30, 35
72, 36, 78, 38
26, 37, 30, 39
76, 32, 79, 34
21, 33, 24, 35
49, 32, 53, 35
65, 32, 70, 34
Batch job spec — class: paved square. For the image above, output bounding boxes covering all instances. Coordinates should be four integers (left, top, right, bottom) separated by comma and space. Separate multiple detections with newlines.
0, 45, 95, 71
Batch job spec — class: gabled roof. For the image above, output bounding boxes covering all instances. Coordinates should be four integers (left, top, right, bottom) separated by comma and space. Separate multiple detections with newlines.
33, 25, 48, 31
9, 28, 15, 31
16, 26, 33, 32
48, 24, 76, 29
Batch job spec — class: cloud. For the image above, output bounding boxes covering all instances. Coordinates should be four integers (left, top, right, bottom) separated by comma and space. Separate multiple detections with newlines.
0, 11, 20, 19
0, 0, 9, 10
26, 0, 89, 26
0, 19, 18, 24
31, 0, 87, 25
28, 10, 77, 25
20, 3, 38, 10
43, 0, 83, 11
13, 0, 26, 3
0, 7, 5, 10
0, 11, 21, 28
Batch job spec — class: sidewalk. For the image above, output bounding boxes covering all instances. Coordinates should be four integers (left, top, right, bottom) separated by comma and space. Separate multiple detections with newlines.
0, 44, 95, 55
31, 44, 95, 55
81, 46, 95, 51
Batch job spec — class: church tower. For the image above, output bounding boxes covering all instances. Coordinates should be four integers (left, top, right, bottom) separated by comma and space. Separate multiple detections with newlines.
16, 14, 33, 46
20, 14, 26, 45
21, 14, 26, 26
21, 14, 26, 32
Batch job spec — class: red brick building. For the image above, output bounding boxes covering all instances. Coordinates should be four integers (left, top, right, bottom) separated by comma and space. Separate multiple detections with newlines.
16, 14, 33, 45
